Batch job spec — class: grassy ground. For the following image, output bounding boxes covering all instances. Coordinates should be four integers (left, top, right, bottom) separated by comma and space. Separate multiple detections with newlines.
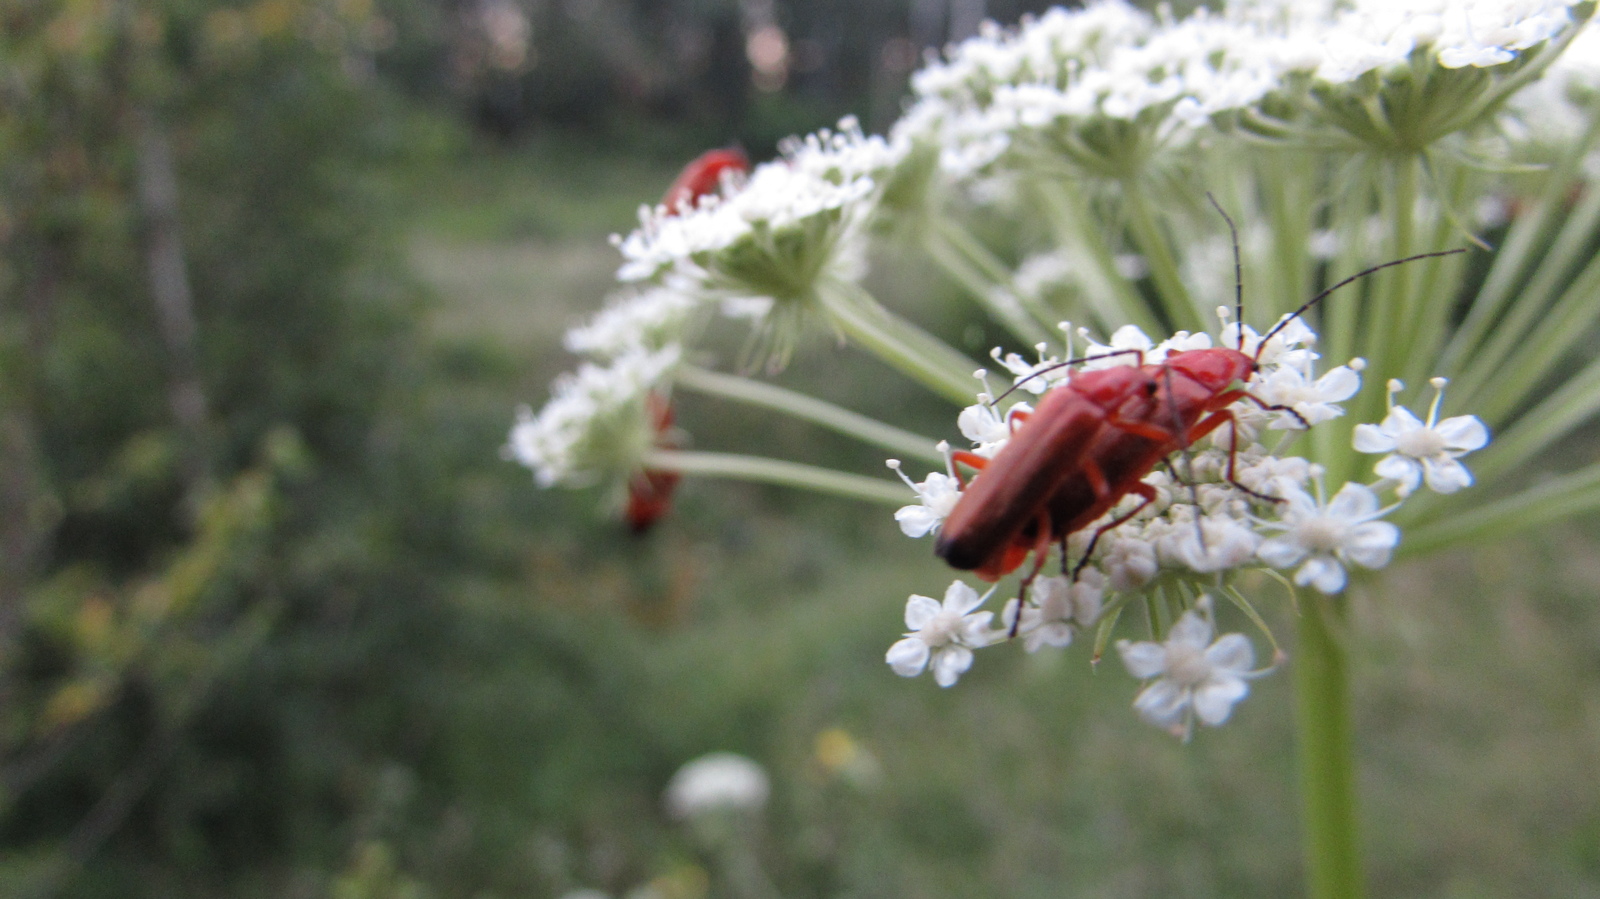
398, 136, 1600, 899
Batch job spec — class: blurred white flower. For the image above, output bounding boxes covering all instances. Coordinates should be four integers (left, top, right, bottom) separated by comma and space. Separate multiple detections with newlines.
1163, 515, 1263, 573
507, 346, 680, 488
663, 752, 771, 821
563, 286, 701, 359
1252, 361, 1362, 428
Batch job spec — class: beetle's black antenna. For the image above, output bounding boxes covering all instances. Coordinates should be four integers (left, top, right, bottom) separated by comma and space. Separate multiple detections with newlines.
1261, 249, 1468, 346
1205, 193, 1244, 350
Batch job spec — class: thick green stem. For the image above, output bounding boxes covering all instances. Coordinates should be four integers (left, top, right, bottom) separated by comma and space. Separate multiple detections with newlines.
1122, 181, 1203, 332
1294, 597, 1365, 899
1034, 180, 1164, 335
928, 219, 1058, 346
814, 279, 980, 405
643, 449, 910, 505
675, 365, 944, 464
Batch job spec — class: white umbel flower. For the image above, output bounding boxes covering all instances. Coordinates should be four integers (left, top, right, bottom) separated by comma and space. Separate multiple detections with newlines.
1116, 597, 1258, 737
507, 346, 680, 488
614, 118, 894, 296
1353, 378, 1489, 497
1256, 481, 1401, 593
887, 581, 995, 687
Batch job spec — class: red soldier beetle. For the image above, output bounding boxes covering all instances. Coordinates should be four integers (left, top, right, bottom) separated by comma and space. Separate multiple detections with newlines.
933, 200, 1465, 616
661, 147, 750, 215
624, 391, 682, 534
619, 148, 750, 532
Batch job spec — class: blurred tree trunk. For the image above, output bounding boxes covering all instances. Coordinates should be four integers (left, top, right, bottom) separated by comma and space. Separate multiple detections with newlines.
132, 108, 214, 509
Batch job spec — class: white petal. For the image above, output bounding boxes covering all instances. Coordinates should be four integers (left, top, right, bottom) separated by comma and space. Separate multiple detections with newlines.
1421, 456, 1473, 493
1117, 640, 1168, 679
957, 405, 1006, 444
959, 611, 996, 645
1203, 632, 1255, 674
1132, 679, 1188, 726
1343, 522, 1400, 569
886, 638, 930, 677
1352, 423, 1397, 454
1023, 622, 1073, 653
1257, 535, 1309, 569
1325, 482, 1380, 520
942, 580, 986, 615
895, 505, 940, 537
1296, 556, 1348, 594
1274, 483, 1321, 518
1192, 676, 1249, 726
931, 645, 974, 687
1374, 454, 1423, 491
1314, 366, 1361, 402
1435, 415, 1488, 451
1379, 405, 1425, 436
1167, 609, 1214, 650
904, 595, 942, 630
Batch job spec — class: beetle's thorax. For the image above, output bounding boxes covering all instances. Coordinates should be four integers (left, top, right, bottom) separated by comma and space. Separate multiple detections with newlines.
1161, 347, 1254, 393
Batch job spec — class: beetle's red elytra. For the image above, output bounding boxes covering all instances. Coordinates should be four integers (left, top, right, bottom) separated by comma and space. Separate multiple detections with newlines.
935, 346, 1258, 583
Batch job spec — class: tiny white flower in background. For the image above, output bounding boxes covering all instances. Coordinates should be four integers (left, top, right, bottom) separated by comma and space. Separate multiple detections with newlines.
1116, 597, 1258, 738
1353, 378, 1489, 497
887, 581, 995, 687
663, 752, 770, 821
557, 891, 612, 899
888, 459, 963, 538
1256, 480, 1401, 594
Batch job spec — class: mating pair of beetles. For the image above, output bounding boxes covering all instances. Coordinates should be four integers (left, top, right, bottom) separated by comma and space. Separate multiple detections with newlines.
934, 200, 1462, 609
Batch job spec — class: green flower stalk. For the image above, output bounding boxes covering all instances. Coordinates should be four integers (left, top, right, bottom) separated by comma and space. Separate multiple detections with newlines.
511, 3, 1600, 897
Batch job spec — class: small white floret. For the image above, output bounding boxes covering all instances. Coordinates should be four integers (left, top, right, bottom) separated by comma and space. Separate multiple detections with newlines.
1352, 378, 1489, 497
887, 581, 995, 687
1255, 481, 1400, 594
1116, 598, 1260, 739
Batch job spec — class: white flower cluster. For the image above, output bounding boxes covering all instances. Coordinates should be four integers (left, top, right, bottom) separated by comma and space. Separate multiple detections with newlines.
506, 345, 680, 488
893, 0, 1583, 177
1507, 14, 1600, 145
614, 117, 902, 301
886, 317, 1489, 731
